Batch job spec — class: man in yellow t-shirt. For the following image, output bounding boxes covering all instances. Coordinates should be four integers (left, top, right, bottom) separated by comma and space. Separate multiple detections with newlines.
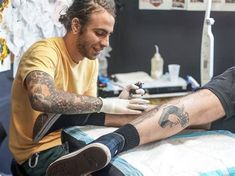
9, 1, 149, 176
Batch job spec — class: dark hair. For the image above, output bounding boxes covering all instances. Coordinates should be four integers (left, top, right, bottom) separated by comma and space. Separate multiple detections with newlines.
59, 0, 116, 31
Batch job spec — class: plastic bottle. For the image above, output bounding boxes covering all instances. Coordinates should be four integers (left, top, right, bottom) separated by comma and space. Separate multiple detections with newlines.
99, 57, 108, 76
151, 45, 164, 79
98, 46, 112, 77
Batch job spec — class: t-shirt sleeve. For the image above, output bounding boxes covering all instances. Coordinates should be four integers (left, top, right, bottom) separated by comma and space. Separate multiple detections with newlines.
19, 42, 58, 86
202, 66, 235, 119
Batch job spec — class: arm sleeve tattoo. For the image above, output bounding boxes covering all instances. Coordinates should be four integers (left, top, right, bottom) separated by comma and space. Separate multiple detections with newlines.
25, 70, 102, 114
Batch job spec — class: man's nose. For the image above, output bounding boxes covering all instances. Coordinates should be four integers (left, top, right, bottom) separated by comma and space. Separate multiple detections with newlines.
100, 36, 109, 47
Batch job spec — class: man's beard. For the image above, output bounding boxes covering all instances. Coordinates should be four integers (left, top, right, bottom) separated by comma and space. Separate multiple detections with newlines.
76, 37, 96, 60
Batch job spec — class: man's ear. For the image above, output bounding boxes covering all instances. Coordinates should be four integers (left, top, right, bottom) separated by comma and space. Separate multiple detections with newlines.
71, 18, 80, 34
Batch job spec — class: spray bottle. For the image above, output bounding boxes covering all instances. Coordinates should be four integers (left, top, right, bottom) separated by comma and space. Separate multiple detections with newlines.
151, 45, 164, 79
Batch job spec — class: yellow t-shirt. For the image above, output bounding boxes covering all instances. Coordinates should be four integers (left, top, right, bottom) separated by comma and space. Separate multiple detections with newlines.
9, 37, 99, 164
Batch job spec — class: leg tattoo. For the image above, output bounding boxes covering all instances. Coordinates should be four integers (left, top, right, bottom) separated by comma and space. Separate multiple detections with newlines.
159, 105, 189, 128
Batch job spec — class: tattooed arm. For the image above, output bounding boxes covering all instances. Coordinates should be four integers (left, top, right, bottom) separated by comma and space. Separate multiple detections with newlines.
25, 70, 102, 114
130, 89, 225, 145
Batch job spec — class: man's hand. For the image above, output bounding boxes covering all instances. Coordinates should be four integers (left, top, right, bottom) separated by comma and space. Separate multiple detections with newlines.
99, 98, 149, 114
119, 83, 145, 99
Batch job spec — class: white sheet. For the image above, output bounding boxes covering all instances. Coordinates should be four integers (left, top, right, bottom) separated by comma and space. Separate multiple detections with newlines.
65, 126, 235, 176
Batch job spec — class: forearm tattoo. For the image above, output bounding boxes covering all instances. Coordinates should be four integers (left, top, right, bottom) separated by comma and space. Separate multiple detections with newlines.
25, 71, 102, 114
158, 105, 189, 128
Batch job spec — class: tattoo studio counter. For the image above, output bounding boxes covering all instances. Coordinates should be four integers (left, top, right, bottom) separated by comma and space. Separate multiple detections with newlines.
98, 71, 190, 105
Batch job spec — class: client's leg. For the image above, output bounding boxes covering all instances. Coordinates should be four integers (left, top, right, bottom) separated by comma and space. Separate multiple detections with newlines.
46, 89, 225, 176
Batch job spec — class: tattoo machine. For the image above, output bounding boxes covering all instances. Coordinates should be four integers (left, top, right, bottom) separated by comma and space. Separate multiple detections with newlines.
130, 81, 144, 95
